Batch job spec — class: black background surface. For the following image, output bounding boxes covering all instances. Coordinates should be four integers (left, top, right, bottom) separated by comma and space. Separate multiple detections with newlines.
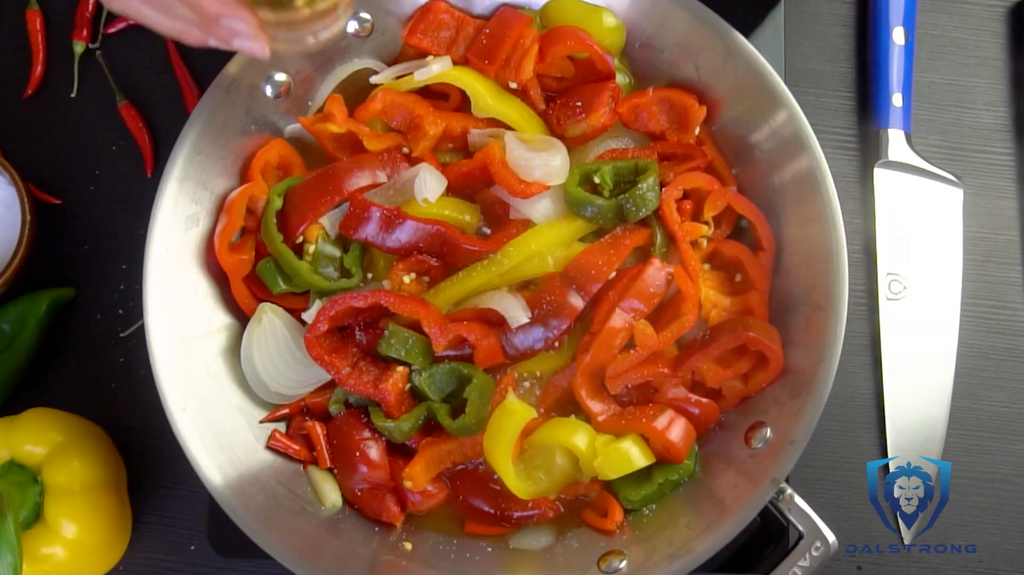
0, 0, 1021, 573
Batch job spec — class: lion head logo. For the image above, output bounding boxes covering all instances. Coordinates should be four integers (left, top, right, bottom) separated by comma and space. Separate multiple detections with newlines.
884, 462, 935, 530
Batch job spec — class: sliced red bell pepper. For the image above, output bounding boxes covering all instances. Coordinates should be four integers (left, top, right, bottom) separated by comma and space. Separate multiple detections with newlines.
724, 188, 777, 278
306, 330, 414, 418
286, 413, 315, 453
326, 410, 405, 526
696, 238, 770, 325
613, 376, 722, 436
395, 43, 429, 64
697, 129, 737, 187
389, 254, 448, 296
389, 453, 450, 515
435, 109, 503, 151
246, 138, 308, 189
497, 26, 541, 92
298, 94, 406, 159
401, 0, 486, 64
466, 5, 533, 79
616, 87, 708, 144
213, 179, 269, 317
422, 83, 467, 112
536, 362, 578, 417
242, 272, 310, 311
659, 171, 715, 282
303, 383, 337, 421
536, 26, 616, 93
545, 80, 621, 147
447, 460, 564, 528
339, 193, 530, 270
402, 433, 484, 492
477, 141, 549, 199
442, 154, 494, 199
277, 149, 410, 243
434, 321, 507, 369
595, 142, 710, 186
559, 481, 625, 534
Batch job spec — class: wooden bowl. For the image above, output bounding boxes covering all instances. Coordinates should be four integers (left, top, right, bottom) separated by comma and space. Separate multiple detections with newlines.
0, 157, 34, 296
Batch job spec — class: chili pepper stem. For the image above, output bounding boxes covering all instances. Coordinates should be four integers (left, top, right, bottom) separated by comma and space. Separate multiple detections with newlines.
95, 50, 126, 105
89, 6, 108, 48
70, 41, 86, 98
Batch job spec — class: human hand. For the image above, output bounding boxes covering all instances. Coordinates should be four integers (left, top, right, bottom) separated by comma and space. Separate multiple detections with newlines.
100, 0, 270, 59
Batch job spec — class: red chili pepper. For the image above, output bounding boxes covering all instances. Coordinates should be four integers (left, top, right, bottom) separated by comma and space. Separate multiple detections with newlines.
27, 183, 61, 205
447, 461, 564, 528
23, 0, 46, 99
286, 413, 315, 453
96, 51, 155, 177
303, 420, 333, 469
326, 410, 405, 526
466, 5, 533, 79
259, 398, 306, 423
103, 16, 136, 35
266, 429, 314, 464
339, 193, 530, 271
165, 40, 201, 114
388, 454, 450, 515
536, 26, 616, 94
545, 80, 621, 147
70, 0, 98, 98
401, 0, 486, 64
303, 384, 337, 421
616, 87, 708, 144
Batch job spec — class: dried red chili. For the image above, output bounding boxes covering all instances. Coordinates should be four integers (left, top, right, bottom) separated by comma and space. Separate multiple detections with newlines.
23, 0, 46, 99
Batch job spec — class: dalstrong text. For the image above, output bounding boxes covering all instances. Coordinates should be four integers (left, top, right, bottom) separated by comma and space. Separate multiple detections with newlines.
845, 544, 977, 554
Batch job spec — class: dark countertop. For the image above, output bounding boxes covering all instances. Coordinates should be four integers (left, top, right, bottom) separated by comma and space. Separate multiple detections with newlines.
0, 0, 1021, 573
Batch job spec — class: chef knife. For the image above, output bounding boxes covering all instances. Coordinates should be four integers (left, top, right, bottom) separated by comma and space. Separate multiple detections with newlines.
871, 0, 963, 544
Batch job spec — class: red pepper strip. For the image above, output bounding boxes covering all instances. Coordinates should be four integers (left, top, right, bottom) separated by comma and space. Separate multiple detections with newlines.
340, 193, 530, 271
697, 129, 737, 187
96, 51, 155, 177
613, 375, 722, 436
447, 461, 564, 528
498, 26, 541, 92
103, 16, 136, 35
696, 239, 770, 326
389, 454, 450, 514
463, 520, 517, 536
492, 373, 516, 411
70, 0, 98, 97
574, 259, 697, 463
395, 43, 428, 64
23, 0, 45, 99
165, 40, 201, 114
402, 433, 484, 492
260, 398, 306, 423
442, 155, 494, 199
299, 94, 406, 160
724, 189, 777, 278
476, 141, 549, 199
660, 174, 711, 283
308, 329, 414, 418
564, 224, 651, 301
277, 149, 409, 243
545, 80, 621, 147
303, 420, 332, 469
422, 83, 466, 112
266, 429, 314, 464
304, 384, 336, 421
616, 87, 708, 144
401, 0, 486, 64
522, 77, 547, 112
286, 413, 315, 452
595, 142, 711, 186
663, 171, 738, 241
434, 321, 507, 370
214, 180, 269, 317
606, 352, 678, 394
536, 362, 578, 417
466, 6, 533, 79
389, 254, 447, 295
27, 183, 61, 205
326, 410, 405, 526
246, 138, 308, 190
242, 272, 311, 311
559, 481, 625, 534
536, 26, 616, 93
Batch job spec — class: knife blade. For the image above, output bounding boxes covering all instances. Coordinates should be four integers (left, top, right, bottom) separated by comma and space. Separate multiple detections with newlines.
871, 0, 964, 544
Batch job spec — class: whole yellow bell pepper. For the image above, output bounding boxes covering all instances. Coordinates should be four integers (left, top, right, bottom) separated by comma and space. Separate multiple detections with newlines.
385, 66, 551, 135
0, 408, 132, 575
539, 0, 628, 56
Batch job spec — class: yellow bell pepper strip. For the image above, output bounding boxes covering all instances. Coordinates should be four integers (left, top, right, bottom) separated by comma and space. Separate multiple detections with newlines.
0, 408, 131, 575
522, 416, 598, 479
592, 433, 656, 480
384, 66, 551, 135
400, 196, 481, 235
474, 241, 589, 295
424, 216, 597, 311
539, 0, 627, 56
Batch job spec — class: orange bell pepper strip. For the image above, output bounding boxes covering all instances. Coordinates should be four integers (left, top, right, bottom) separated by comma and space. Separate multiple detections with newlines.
422, 83, 467, 112
401, 433, 484, 492
696, 238, 771, 326
536, 26, 616, 93
697, 129, 737, 187
559, 481, 626, 534
545, 80, 621, 147
213, 180, 268, 317
401, 0, 486, 64
498, 26, 541, 91
596, 142, 711, 186
246, 138, 307, 188
298, 94, 406, 159
476, 141, 549, 199
466, 6, 533, 79
725, 189, 777, 278
659, 171, 720, 282
616, 87, 708, 144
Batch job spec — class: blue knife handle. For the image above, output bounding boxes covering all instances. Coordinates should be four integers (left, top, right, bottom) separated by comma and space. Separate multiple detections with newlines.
871, 0, 916, 132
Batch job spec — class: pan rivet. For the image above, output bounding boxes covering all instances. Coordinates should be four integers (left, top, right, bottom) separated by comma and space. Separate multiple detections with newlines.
597, 550, 628, 574
346, 11, 374, 38
263, 72, 293, 100
744, 421, 771, 449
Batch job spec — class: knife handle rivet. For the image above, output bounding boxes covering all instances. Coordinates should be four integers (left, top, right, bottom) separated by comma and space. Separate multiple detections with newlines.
892, 93, 904, 108
744, 421, 772, 450
892, 26, 907, 46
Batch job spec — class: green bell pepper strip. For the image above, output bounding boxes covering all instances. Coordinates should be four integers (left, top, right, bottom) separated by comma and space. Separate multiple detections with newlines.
261, 176, 365, 293
646, 215, 670, 260
367, 362, 496, 442
564, 160, 661, 228
328, 387, 372, 417
256, 258, 305, 295
377, 323, 434, 369
0, 288, 75, 407
0, 460, 42, 575
312, 234, 365, 285
608, 446, 698, 510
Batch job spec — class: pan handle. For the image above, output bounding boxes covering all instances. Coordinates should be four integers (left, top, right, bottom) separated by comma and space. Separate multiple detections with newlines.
766, 483, 838, 575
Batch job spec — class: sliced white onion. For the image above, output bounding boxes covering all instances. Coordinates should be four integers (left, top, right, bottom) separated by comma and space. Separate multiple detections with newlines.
317, 204, 349, 238
507, 524, 558, 551
468, 128, 509, 152
455, 290, 532, 328
569, 122, 652, 166
283, 123, 317, 146
370, 55, 453, 85
492, 185, 569, 224
504, 132, 571, 185
240, 303, 331, 404
310, 59, 388, 114
363, 164, 448, 207
301, 298, 326, 325
306, 466, 344, 511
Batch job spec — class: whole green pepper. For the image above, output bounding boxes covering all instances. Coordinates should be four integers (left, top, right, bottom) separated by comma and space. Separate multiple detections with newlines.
565, 160, 661, 228
377, 323, 434, 369
260, 176, 364, 293
609, 446, 698, 510
367, 362, 496, 442
0, 288, 75, 406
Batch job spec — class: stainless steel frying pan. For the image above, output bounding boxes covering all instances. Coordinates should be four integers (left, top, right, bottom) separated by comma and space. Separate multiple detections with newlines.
143, 1, 848, 573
